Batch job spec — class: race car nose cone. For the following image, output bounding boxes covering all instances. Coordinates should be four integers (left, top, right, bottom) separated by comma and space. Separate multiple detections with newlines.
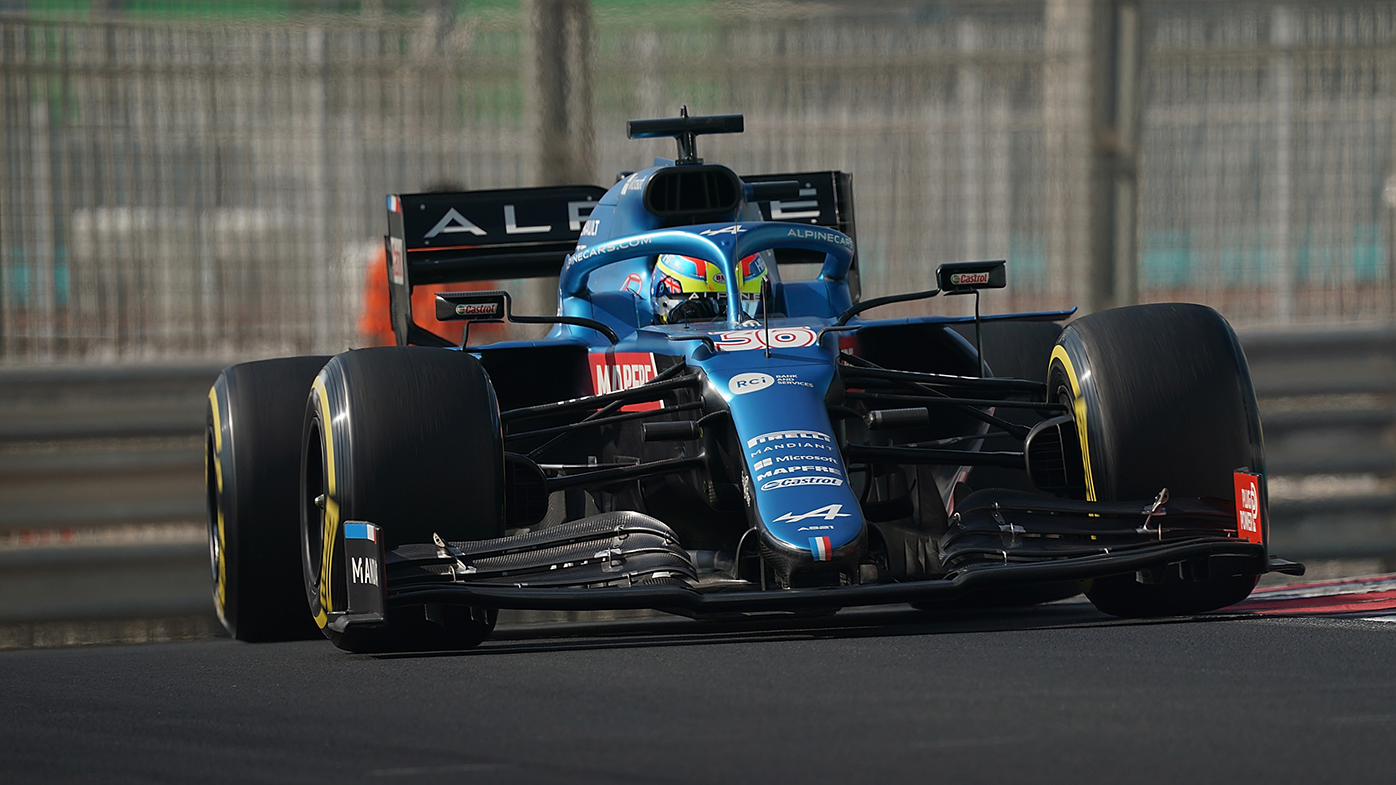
699, 352, 867, 582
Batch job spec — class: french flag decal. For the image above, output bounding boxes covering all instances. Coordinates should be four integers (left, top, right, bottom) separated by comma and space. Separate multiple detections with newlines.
810, 536, 833, 562
345, 523, 378, 543
386, 195, 401, 213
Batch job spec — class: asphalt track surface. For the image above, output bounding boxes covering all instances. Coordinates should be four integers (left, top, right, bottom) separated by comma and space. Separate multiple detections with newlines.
5, 594, 1396, 785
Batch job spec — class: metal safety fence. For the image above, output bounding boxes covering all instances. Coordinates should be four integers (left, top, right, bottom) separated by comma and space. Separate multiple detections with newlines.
0, 1, 1394, 364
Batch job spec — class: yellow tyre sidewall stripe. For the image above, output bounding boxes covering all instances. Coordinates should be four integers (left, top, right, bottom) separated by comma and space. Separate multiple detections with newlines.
207, 386, 228, 622
312, 375, 338, 629
1050, 344, 1098, 502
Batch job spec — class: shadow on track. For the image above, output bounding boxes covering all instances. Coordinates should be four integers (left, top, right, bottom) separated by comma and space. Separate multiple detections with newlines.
370, 600, 1257, 660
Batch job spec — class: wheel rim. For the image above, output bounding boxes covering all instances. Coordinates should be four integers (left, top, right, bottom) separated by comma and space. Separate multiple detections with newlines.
301, 414, 329, 620
205, 423, 230, 625
1047, 362, 1088, 501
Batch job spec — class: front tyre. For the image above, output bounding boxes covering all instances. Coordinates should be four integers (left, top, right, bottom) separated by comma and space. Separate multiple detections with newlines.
301, 348, 504, 652
1050, 304, 1265, 617
207, 356, 330, 641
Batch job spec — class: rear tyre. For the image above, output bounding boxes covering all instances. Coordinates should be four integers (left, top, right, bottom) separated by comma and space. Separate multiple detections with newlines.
207, 356, 330, 641
1050, 303, 1265, 617
301, 347, 504, 652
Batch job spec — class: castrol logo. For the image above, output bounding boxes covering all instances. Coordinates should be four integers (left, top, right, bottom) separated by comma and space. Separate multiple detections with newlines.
950, 272, 990, 286
454, 303, 499, 317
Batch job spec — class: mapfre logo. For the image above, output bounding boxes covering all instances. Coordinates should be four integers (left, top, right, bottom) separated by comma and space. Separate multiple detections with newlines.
950, 271, 990, 286
589, 352, 661, 412
590, 353, 657, 394
728, 373, 774, 395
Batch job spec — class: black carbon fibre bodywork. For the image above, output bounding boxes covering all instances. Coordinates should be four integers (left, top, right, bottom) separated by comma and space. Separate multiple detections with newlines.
382, 536, 1270, 617
341, 487, 1284, 621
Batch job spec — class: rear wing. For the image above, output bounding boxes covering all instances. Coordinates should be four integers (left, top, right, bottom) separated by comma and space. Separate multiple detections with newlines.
385, 186, 607, 345
742, 171, 859, 298
383, 171, 857, 345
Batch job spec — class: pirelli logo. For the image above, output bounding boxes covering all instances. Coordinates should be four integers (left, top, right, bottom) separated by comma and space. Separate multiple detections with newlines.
746, 430, 833, 449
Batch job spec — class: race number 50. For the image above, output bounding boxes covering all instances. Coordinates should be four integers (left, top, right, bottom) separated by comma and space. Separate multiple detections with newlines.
714, 327, 818, 352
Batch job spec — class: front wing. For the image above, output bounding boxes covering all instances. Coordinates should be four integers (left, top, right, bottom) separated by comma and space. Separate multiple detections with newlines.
320, 499, 1298, 633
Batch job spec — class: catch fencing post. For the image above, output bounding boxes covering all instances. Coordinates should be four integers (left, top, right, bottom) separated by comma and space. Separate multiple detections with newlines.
1044, 0, 1094, 312
1104, 0, 1143, 311
1270, 5, 1295, 323
525, 0, 594, 188
523, 0, 594, 319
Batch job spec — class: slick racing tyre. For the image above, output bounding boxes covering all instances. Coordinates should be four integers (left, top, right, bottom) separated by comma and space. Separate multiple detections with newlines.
208, 356, 331, 641
301, 348, 504, 652
1049, 303, 1265, 617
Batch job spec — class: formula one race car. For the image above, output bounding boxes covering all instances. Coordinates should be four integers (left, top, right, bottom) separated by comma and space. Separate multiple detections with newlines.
207, 112, 1303, 651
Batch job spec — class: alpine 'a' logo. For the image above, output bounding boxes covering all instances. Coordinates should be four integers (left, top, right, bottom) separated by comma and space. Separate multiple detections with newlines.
774, 504, 852, 524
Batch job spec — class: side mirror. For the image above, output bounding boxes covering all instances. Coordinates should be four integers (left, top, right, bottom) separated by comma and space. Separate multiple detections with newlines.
433, 289, 619, 345
435, 291, 508, 322
936, 260, 1006, 295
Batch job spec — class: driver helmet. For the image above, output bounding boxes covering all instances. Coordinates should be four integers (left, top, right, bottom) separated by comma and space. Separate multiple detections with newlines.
652, 253, 768, 324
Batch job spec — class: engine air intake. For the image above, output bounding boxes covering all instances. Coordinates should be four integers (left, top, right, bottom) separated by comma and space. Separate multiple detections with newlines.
642, 165, 743, 220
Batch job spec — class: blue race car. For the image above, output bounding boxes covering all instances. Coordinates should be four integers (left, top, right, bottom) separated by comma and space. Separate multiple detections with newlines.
207, 112, 1302, 651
